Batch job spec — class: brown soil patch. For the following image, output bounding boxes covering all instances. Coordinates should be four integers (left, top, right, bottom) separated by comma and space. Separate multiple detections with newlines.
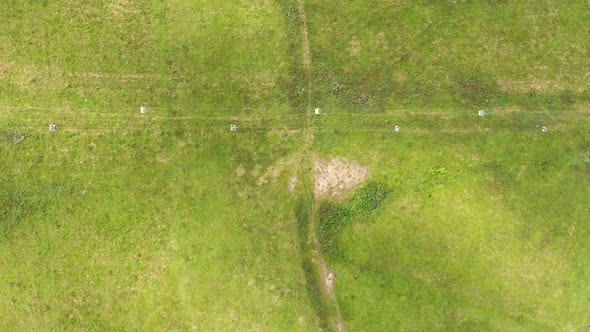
257, 154, 299, 187
0, 62, 13, 78
108, 0, 140, 18
573, 102, 590, 114
374, 32, 389, 50
496, 78, 550, 92
235, 166, 246, 177
314, 157, 368, 200
348, 39, 361, 56
288, 174, 298, 193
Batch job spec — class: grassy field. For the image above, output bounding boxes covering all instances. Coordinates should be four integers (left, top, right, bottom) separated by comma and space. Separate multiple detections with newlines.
2, 0, 590, 331
1, 1, 317, 330
313, 111, 590, 330
306, 0, 590, 112
304, 1, 590, 329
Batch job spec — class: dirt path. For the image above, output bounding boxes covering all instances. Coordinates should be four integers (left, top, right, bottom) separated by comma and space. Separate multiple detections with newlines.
296, 1, 346, 331
298, 0, 312, 71
297, 0, 313, 134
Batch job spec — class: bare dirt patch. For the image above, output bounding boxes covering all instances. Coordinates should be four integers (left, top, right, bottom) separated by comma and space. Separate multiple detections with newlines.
257, 165, 281, 186
257, 154, 299, 187
348, 39, 361, 56
374, 32, 389, 50
288, 174, 298, 193
494, 78, 574, 92
0, 62, 13, 78
314, 157, 369, 200
573, 102, 590, 114
108, 0, 140, 18
235, 165, 246, 177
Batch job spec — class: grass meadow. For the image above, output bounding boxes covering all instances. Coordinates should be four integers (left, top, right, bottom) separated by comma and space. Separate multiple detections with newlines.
2, 0, 590, 330
313, 112, 590, 330
1, 1, 317, 330
305, 1, 590, 329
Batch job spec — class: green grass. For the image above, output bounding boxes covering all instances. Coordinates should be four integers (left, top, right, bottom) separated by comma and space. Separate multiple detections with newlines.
0, 1, 317, 330
2, 0, 590, 330
295, 195, 331, 331
0, 117, 321, 330
313, 112, 590, 330
303, 4, 590, 326
306, 0, 590, 112
0, 0, 293, 114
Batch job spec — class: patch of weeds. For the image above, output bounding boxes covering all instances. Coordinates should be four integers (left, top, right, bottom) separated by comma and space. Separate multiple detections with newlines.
0, 190, 32, 223
313, 122, 336, 153
347, 182, 391, 216
559, 90, 577, 107
452, 70, 501, 107
317, 202, 349, 259
276, 0, 307, 112
426, 166, 448, 176
0, 189, 34, 239
228, 130, 279, 182
0, 130, 31, 145
0, 179, 93, 239
486, 0, 509, 4
505, 90, 586, 111
276, 0, 301, 29
422, 166, 450, 187
479, 161, 514, 193
317, 182, 391, 260
543, 94, 559, 110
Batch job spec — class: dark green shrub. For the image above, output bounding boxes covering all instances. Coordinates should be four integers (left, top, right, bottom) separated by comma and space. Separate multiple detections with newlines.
559, 90, 576, 106
317, 182, 391, 260
347, 182, 390, 217
316, 202, 349, 260
0, 130, 31, 145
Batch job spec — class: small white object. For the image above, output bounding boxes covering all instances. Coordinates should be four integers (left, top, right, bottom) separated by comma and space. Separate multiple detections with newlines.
315, 108, 321, 115
230, 124, 238, 132
541, 126, 548, 133
394, 125, 401, 132
49, 124, 57, 131
478, 110, 486, 117
140, 106, 148, 114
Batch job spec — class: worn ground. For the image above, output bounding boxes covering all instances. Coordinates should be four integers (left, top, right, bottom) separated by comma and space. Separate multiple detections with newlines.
313, 157, 368, 200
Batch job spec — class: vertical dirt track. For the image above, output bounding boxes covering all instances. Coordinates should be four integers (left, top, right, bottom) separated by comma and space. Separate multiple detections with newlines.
296, 1, 346, 331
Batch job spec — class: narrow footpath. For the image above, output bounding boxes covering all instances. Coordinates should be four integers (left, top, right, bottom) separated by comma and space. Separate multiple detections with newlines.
295, 0, 346, 330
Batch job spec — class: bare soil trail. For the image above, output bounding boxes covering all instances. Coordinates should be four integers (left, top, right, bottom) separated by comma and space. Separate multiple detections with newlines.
295, 1, 346, 331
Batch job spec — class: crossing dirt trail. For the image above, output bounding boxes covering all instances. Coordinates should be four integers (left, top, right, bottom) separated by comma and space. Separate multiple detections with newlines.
296, 0, 346, 331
